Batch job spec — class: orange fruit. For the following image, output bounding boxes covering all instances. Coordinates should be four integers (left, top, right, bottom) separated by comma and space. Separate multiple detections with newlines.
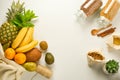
14, 53, 26, 64
5, 48, 16, 60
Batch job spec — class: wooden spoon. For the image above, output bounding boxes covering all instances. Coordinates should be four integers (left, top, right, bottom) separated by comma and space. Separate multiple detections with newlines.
91, 24, 112, 36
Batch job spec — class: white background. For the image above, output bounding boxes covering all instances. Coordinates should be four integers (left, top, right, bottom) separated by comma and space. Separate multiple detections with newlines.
1, 0, 120, 80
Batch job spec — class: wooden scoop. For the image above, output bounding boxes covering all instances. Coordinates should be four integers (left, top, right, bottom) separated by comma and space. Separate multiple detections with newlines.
91, 24, 112, 36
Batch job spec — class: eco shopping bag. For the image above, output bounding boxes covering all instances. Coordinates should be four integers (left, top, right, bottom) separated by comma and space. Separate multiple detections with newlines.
0, 43, 26, 80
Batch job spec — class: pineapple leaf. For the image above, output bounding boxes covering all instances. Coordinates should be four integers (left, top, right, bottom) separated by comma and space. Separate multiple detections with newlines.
12, 19, 22, 27
23, 22, 34, 27
24, 10, 37, 21
11, 9, 37, 28
6, 0, 25, 22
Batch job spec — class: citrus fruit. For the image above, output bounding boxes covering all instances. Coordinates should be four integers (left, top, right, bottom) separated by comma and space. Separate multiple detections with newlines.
5, 48, 16, 59
14, 53, 26, 64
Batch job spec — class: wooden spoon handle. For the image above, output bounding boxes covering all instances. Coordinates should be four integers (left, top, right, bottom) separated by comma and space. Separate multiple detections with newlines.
91, 24, 112, 36
97, 27, 116, 37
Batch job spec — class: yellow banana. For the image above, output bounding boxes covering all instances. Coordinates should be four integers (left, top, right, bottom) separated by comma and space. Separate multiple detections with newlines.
12, 27, 28, 49
15, 40, 38, 52
19, 27, 34, 47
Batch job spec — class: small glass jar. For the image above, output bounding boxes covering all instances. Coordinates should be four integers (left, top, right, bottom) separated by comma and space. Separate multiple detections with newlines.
97, 0, 120, 27
76, 0, 102, 20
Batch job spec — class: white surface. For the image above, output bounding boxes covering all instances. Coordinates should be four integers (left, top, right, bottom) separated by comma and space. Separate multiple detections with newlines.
0, 0, 120, 80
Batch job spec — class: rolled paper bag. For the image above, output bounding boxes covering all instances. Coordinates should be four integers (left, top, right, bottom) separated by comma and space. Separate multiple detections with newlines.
103, 63, 110, 75
98, 0, 120, 26
113, 35, 120, 45
76, 0, 102, 19
87, 50, 105, 69
106, 33, 120, 50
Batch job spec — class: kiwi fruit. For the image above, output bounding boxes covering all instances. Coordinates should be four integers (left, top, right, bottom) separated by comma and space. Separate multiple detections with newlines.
39, 41, 48, 50
45, 52, 54, 65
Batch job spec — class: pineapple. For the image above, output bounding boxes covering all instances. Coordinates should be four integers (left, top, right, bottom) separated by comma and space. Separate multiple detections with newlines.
0, 22, 18, 44
0, 0, 24, 50
6, 0, 25, 22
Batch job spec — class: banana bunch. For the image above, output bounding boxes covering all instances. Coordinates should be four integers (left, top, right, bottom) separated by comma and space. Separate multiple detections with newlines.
12, 27, 38, 52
